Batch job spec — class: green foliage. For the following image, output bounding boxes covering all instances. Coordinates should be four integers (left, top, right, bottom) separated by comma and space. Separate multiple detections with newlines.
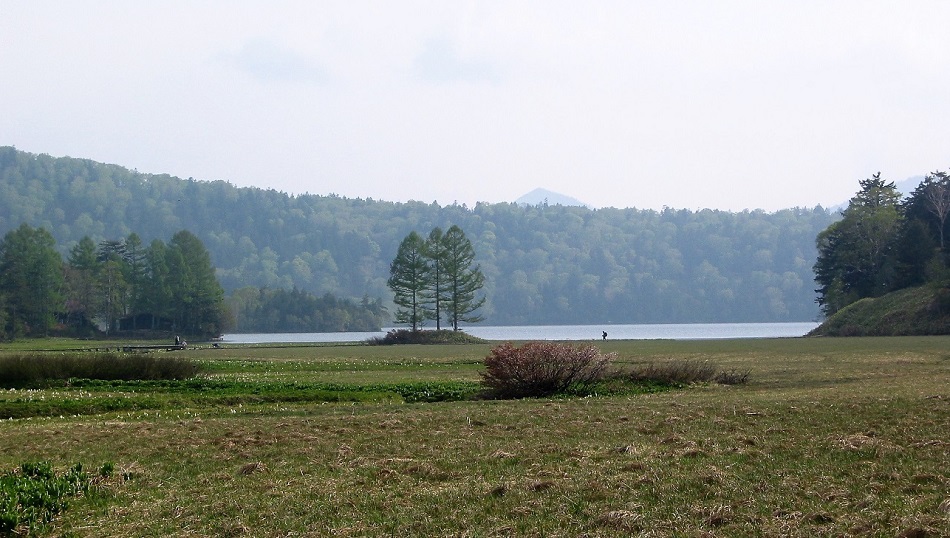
388, 226, 486, 331
58, 229, 229, 338
167, 230, 227, 336
814, 173, 903, 316
0, 147, 838, 325
423, 227, 448, 330
481, 341, 614, 398
0, 352, 205, 387
0, 461, 90, 533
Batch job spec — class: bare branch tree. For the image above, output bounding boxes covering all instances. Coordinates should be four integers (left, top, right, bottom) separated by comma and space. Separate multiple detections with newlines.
923, 171, 950, 249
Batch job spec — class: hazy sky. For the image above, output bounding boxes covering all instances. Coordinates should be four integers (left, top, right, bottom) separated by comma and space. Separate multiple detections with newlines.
3, 1, 949, 211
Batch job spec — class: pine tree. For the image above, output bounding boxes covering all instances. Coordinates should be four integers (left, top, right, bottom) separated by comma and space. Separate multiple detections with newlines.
64, 236, 101, 331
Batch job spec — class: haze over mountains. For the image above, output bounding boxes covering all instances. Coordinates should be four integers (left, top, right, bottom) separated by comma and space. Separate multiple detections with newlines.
1, 147, 844, 325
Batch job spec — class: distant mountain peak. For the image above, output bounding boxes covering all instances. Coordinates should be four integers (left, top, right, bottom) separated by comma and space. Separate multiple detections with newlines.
515, 188, 589, 208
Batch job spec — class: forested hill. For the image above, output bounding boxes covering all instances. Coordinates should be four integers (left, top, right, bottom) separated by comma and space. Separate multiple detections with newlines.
0, 147, 837, 324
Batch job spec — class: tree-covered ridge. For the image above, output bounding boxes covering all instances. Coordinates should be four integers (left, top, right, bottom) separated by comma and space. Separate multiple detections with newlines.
0, 146, 838, 324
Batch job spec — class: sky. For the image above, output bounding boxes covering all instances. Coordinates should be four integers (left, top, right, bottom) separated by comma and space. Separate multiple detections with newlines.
3, 1, 950, 211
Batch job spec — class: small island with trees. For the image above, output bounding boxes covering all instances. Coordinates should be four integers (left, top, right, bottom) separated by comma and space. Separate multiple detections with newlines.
377, 225, 488, 344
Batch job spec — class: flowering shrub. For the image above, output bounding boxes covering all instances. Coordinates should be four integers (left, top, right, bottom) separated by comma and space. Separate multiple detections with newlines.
480, 341, 614, 398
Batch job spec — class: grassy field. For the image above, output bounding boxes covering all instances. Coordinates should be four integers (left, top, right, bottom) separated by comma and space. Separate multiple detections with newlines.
0, 337, 948, 536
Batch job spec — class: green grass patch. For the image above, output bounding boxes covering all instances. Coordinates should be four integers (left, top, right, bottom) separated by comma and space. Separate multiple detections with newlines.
811, 282, 950, 336
0, 379, 486, 419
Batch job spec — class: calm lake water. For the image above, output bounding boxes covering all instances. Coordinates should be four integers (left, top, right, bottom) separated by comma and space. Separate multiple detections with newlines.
222, 322, 818, 344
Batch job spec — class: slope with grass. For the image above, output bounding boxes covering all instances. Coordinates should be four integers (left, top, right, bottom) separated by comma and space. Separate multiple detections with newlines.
810, 283, 950, 336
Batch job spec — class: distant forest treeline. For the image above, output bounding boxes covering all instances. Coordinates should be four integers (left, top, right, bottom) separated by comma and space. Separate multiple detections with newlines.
0, 147, 839, 325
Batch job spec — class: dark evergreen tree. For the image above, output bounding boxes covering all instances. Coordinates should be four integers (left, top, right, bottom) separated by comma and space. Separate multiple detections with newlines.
0, 224, 64, 337
96, 240, 130, 333
387, 231, 431, 331
892, 219, 937, 289
442, 225, 485, 330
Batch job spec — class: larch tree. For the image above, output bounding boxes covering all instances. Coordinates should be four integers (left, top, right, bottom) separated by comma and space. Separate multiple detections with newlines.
441, 225, 485, 330
423, 227, 448, 330
387, 231, 431, 331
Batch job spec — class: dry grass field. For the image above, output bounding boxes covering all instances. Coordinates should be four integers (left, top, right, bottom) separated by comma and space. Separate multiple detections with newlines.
0, 336, 948, 536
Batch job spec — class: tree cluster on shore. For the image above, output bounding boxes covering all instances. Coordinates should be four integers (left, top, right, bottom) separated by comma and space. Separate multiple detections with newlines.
0, 225, 228, 339
814, 171, 950, 316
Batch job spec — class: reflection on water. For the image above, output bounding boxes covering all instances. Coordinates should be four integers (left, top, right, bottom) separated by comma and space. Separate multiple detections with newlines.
222, 322, 818, 344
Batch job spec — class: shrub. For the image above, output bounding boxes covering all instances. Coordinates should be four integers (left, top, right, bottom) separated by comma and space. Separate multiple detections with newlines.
481, 341, 614, 398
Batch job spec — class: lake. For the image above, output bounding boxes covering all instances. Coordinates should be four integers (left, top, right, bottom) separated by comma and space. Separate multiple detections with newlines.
221, 322, 819, 344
